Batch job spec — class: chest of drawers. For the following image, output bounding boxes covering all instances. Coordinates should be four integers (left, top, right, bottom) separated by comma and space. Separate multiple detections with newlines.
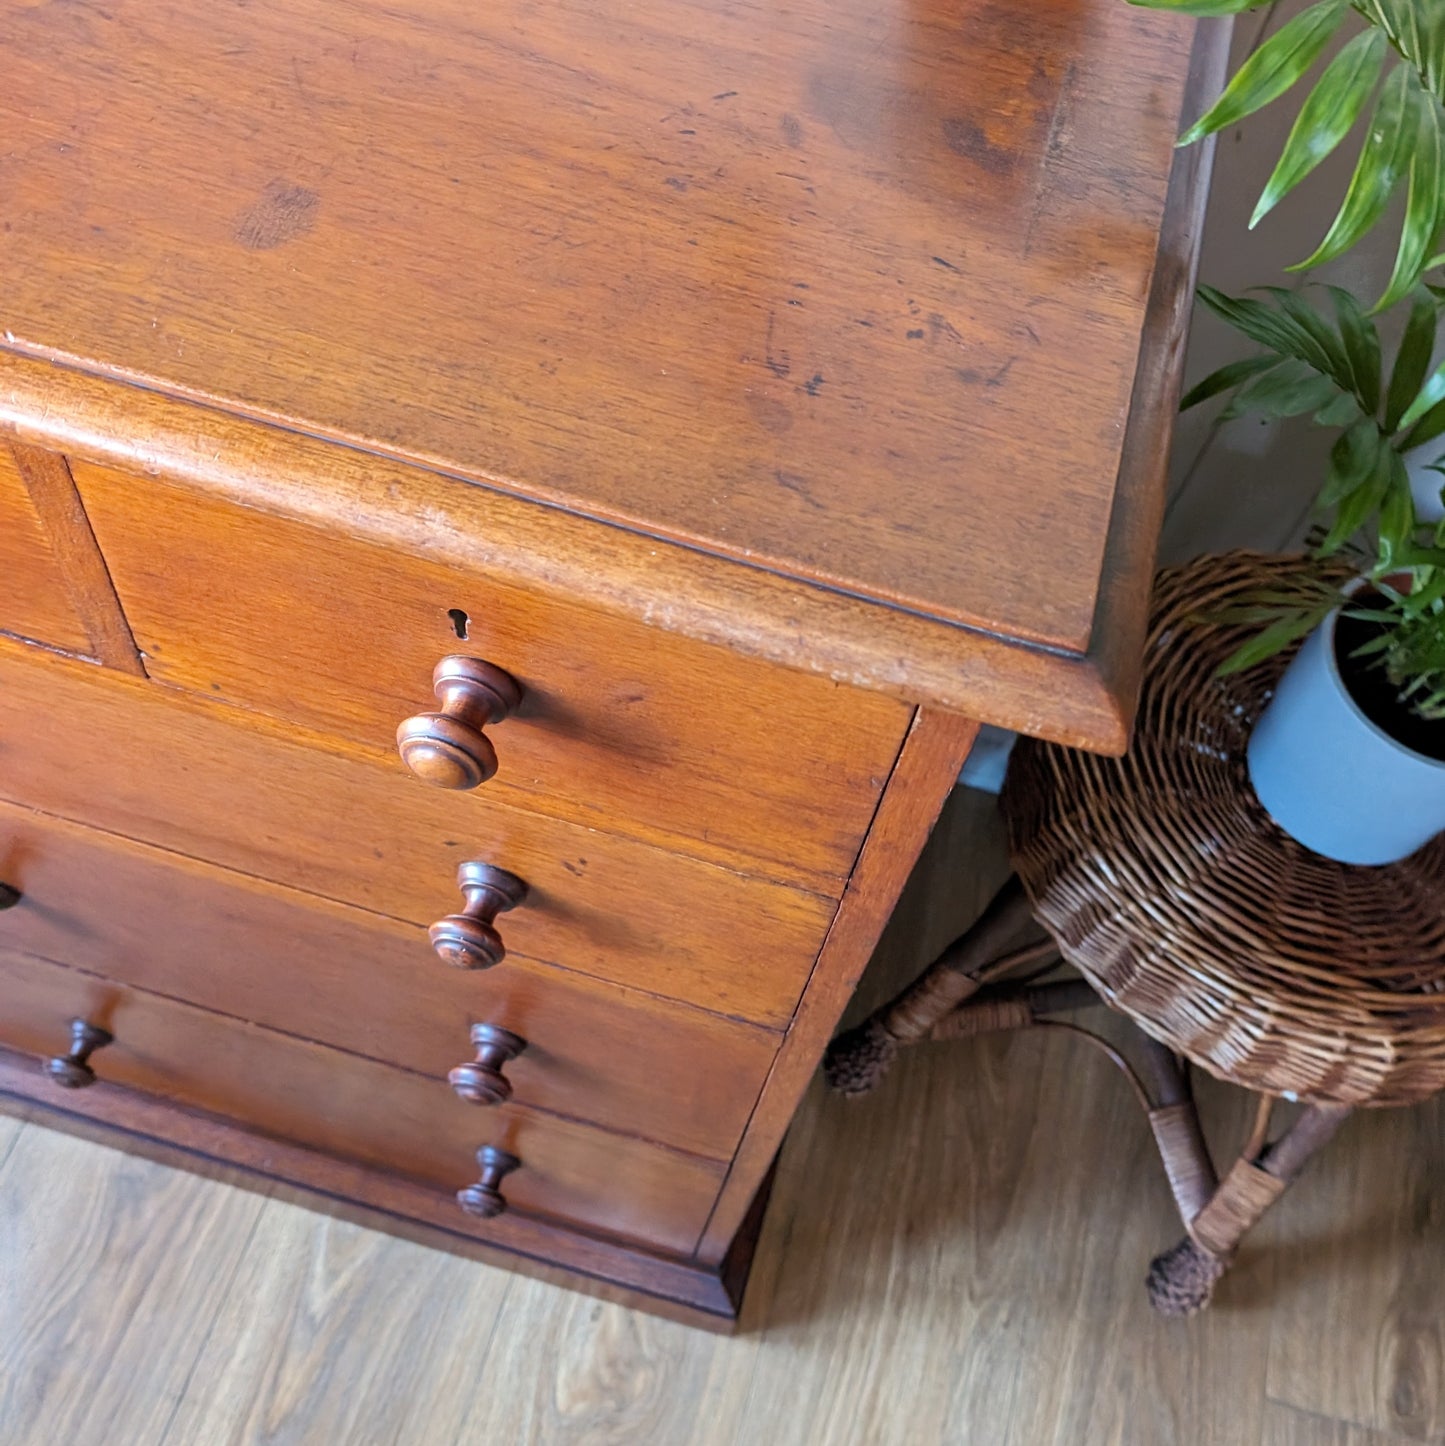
0, 0, 1223, 1325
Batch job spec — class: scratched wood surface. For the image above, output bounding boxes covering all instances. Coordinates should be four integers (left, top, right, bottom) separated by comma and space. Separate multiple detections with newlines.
0, 0, 1198, 656
2, 788, 1439, 1446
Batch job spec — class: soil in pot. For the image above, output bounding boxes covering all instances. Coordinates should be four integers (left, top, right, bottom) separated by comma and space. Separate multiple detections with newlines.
1334, 602, 1445, 763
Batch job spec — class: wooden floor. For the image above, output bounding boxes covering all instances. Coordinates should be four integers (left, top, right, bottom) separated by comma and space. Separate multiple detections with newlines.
2, 789, 1441, 1446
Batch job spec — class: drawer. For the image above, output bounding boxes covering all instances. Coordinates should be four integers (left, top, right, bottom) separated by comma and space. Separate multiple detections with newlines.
0, 946, 722, 1256
70, 461, 911, 886
0, 445, 91, 655
0, 799, 776, 1161
0, 639, 834, 1026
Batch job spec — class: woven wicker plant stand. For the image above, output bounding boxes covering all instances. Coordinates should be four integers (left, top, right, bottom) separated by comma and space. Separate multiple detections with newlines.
826, 552, 1445, 1316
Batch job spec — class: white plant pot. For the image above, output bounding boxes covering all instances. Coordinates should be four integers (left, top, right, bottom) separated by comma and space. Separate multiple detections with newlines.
1246, 607, 1445, 866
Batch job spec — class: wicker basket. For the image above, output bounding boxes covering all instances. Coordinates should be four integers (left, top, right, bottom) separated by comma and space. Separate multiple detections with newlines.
1004, 552, 1445, 1109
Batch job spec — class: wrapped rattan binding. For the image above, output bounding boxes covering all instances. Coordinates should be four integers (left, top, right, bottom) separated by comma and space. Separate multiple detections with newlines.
1187, 1158, 1286, 1256
1148, 1102, 1217, 1226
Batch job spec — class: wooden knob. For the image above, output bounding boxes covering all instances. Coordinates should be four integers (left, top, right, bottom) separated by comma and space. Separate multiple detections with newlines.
0, 882, 21, 910
449, 1024, 527, 1105
396, 656, 522, 790
429, 862, 528, 970
44, 1019, 113, 1089
457, 1145, 521, 1219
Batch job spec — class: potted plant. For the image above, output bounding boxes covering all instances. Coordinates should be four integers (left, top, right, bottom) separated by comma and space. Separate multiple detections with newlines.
1179, 284, 1445, 861
1127, 0, 1445, 862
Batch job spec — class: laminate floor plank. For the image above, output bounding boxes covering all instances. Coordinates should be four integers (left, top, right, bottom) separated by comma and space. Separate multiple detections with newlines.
0, 1127, 266, 1445
721, 1036, 1272, 1446
1263, 1399, 1425, 1446
448, 1280, 758, 1446
160, 1203, 517, 1446
1264, 1097, 1445, 1444
0, 1114, 23, 1173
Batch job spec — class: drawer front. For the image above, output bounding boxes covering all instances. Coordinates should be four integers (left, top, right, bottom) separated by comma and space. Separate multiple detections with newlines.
0, 799, 776, 1161
0, 946, 721, 1255
0, 446, 91, 655
0, 639, 833, 1026
71, 461, 911, 887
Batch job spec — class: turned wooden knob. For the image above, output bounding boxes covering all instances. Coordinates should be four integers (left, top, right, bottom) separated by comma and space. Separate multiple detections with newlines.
44, 1019, 113, 1089
429, 862, 528, 970
396, 656, 522, 790
0, 882, 21, 910
457, 1145, 521, 1219
449, 1024, 528, 1105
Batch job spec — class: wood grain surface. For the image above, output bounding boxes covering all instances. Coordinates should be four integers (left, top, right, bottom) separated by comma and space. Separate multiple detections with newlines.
1261, 1403, 1419, 1446
72, 460, 910, 885
0, 945, 724, 1256
6, 444, 144, 675
0, 786, 1440, 1440
0, 1126, 268, 1444
0, 797, 778, 1158
0, 0, 1199, 655
697, 706, 977, 1262
0, 444, 93, 656
1264, 1102, 1445, 1442
0, 784, 1439, 1443
1, 346, 1180, 752
0, 637, 836, 1026
0, 1041, 744, 1325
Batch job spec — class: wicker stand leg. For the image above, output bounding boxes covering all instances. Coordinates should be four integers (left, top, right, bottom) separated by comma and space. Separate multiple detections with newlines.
824, 876, 1055, 1097
1146, 1103, 1353, 1317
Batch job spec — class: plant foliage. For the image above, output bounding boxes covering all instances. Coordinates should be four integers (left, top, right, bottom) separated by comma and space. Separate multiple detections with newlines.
1188, 285, 1445, 718
1131, 0, 1445, 311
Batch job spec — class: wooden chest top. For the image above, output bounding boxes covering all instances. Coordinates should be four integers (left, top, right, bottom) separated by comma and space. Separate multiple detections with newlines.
0, 0, 1213, 748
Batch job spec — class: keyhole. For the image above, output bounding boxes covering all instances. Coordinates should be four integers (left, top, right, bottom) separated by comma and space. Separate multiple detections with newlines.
448, 609, 470, 641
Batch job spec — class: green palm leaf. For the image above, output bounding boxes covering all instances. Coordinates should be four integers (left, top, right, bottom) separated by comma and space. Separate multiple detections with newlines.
1179, 0, 1351, 146
1252, 28, 1387, 226
1132, 0, 1445, 307
1292, 63, 1416, 273
1384, 290, 1438, 429
1375, 77, 1445, 310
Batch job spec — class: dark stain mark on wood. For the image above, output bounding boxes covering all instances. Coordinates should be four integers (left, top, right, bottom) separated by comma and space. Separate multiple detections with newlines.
233, 179, 319, 250
932, 256, 961, 273
713, 90, 738, 101
665, 176, 690, 191
927, 313, 965, 347
780, 113, 804, 147
802, 373, 824, 397
940, 116, 1017, 177
906, 328, 925, 340
955, 358, 1015, 389
763, 312, 790, 378
748, 394, 794, 434
988, 357, 1015, 387
775, 470, 825, 510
